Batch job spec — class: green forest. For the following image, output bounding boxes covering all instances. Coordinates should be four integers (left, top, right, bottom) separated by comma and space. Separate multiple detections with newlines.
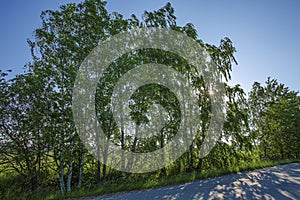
0, 1, 299, 199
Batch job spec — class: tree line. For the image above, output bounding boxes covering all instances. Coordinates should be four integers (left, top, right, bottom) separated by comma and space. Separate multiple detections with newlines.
0, 0, 299, 197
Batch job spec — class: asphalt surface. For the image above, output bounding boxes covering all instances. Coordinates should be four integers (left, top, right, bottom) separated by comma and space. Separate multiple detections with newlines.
88, 163, 300, 200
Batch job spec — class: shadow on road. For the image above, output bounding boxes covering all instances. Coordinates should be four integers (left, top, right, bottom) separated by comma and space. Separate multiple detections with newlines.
97, 163, 300, 200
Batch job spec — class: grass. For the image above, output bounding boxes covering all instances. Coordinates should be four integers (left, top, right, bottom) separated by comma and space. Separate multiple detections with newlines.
1, 159, 298, 199
44, 159, 299, 200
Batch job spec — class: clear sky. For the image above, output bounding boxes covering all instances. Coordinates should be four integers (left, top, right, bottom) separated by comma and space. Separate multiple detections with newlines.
1, 0, 299, 93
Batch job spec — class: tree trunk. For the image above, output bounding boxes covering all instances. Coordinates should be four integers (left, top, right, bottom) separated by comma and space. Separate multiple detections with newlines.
263, 145, 267, 159
96, 130, 101, 184
159, 106, 166, 176
102, 135, 110, 182
102, 163, 107, 182
30, 173, 38, 192
97, 160, 101, 184
127, 125, 138, 171
160, 130, 166, 176
67, 161, 73, 193
120, 110, 125, 172
121, 130, 125, 172
67, 126, 73, 193
59, 150, 65, 194
77, 146, 85, 188
196, 158, 203, 172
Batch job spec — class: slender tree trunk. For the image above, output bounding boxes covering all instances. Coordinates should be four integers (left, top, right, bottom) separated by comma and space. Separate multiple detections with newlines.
181, 83, 188, 171
26, 159, 38, 192
127, 125, 138, 171
59, 150, 65, 194
35, 129, 41, 191
96, 160, 101, 184
160, 130, 166, 176
96, 129, 101, 184
77, 146, 85, 188
121, 130, 125, 171
196, 158, 203, 172
102, 162, 107, 182
159, 105, 166, 176
120, 110, 125, 172
103, 129, 111, 182
30, 172, 38, 192
263, 143, 267, 159
67, 126, 73, 193
67, 161, 73, 193
188, 80, 194, 171
103, 142, 108, 182
188, 146, 194, 172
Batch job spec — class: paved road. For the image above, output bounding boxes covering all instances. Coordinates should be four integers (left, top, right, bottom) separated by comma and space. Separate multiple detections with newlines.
89, 163, 300, 200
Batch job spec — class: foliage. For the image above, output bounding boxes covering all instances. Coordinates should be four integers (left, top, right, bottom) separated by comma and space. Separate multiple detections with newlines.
0, 1, 299, 199
249, 77, 300, 159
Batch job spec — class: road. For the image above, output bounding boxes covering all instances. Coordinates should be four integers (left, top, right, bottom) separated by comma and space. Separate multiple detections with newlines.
87, 163, 300, 200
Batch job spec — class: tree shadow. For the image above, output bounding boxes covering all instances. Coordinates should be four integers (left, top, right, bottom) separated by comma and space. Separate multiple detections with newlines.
99, 163, 300, 200
157, 163, 300, 200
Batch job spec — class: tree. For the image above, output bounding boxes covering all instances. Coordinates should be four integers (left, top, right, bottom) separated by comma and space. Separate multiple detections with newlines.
31, 0, 120, 193
249, 77, 300, 159
0, 67, 54, 191
32, 0, 240, 178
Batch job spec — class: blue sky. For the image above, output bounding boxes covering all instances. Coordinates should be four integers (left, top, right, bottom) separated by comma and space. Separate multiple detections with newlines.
1, 0, 299, 93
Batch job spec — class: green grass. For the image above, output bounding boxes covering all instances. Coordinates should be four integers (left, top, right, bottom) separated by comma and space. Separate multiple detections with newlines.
1, 159, 298, 200
44, 159, 299, 200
